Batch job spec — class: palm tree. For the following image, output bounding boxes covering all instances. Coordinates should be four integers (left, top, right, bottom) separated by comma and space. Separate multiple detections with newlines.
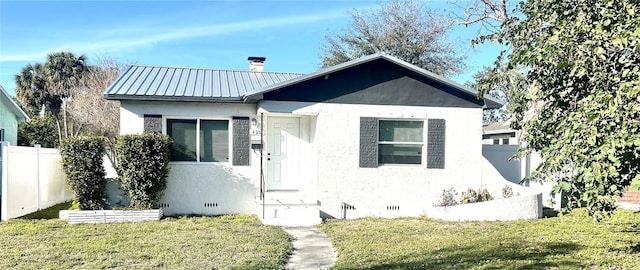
15, 63, 50, 113
15, 51, 89, 141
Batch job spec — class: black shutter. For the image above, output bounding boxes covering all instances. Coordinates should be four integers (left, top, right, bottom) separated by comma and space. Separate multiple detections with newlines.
359, 117, 379, 168
143, 114, 162, 133
427, 119, 446, 169
232, 117, 251, 166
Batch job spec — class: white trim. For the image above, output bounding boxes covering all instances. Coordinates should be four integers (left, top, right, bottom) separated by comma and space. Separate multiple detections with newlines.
377, 118, 427, 166
162, 115, 232, 164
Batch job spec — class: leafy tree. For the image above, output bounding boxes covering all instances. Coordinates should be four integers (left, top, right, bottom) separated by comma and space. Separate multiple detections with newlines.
17, 112, 59, 148
66, 58, 123, 168
456, 0, 516, 45
505, 0, 640, 219
469, 57, 528, 126
321, 0, 464, 76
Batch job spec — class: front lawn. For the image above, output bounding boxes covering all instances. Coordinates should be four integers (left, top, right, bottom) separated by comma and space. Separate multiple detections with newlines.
320, 209, 640, 269
0, 214, 291, 269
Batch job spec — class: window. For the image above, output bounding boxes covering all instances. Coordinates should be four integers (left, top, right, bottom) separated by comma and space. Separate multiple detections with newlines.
493, 139, 500, 145
0, 128, 4, 142
502, 138, 510, 145
166, 119, 229, 162
378, 120, 424, 165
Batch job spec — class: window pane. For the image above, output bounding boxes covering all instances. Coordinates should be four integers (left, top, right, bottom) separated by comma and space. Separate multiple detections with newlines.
167, 119, 197, 161
200, 120, 229, 162
378, 144, 422, 164
379, 120, 423, 142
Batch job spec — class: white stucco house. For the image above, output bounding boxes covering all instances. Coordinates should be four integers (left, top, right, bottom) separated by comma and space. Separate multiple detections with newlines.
105, 53, 542, 225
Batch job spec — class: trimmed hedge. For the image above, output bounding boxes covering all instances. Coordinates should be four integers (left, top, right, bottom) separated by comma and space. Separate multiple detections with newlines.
115, 133, 171, 209
59, 136, 107, 210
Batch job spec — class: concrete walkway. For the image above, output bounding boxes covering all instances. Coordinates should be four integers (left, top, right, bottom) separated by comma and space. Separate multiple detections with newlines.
283, 227, 338, 270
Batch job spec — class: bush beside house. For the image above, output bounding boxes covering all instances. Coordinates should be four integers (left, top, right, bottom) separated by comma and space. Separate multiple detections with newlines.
59, 136, 107, 210
115, 133, 171, 209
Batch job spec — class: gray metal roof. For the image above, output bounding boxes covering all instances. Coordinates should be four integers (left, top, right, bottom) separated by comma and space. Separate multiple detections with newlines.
243, 53, 504, 109
104, 65, 302, 102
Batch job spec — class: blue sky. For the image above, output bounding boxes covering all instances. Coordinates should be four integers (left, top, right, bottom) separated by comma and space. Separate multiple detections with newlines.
0, 0, 505, 97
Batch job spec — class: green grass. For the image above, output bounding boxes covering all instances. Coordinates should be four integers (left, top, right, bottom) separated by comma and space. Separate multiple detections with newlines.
319, 209, 640, 269
1, 212, 292, 269
20, 201, 74, 219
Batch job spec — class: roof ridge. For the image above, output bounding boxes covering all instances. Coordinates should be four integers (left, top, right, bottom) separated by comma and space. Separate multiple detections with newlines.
128, 64, 304, 75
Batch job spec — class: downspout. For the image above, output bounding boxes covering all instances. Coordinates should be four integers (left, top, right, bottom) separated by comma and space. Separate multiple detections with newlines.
260, 112, 265, 219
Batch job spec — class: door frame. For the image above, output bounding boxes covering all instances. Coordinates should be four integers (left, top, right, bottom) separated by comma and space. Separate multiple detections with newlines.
265, 115, 302, 192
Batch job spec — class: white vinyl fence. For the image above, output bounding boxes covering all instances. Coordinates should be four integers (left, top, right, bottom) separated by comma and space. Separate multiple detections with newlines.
1, 142, 72, 221
482, 144, 560, 209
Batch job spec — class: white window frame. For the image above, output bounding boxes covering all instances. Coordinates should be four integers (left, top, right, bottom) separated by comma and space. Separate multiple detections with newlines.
377, 118, 426, 166
163, 116, 232, 164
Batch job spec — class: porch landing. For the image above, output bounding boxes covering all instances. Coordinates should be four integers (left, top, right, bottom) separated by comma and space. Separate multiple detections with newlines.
257, 198, 322, 226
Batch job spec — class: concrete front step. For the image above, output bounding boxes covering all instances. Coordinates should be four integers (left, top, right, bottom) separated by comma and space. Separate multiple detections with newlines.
256, 198, 321, 226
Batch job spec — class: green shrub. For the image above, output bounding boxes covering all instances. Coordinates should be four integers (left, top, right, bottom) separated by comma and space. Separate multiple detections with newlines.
115, 133, 171, 209
435, 188, 458, 207
18, 112, 59, 148
59, 136, 107, 210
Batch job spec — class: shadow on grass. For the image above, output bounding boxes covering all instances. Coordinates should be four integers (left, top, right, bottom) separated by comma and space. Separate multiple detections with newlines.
542, 207, 559, 218
609, 243, 640, 254
340, 242, 583, 270
20, 201, 73, 220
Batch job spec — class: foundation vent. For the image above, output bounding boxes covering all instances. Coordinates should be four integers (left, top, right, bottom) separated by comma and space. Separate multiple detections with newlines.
386, 205, 400, 211
204, 202, 219, 207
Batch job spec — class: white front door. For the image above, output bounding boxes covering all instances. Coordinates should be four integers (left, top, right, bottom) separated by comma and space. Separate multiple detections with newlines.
267, 117, 301, 191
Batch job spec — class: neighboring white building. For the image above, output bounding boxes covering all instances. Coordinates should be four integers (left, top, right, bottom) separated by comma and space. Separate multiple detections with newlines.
482, 121, 519, 145
105, 53, 542, 225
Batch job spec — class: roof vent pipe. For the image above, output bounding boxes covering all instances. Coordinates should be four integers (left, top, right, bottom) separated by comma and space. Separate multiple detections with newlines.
248, 56, 266, 72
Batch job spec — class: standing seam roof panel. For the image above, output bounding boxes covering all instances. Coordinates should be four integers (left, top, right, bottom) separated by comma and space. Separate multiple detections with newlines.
147, 67, 167, 96
111, 66, 135, 95
184, 69, 197, 97
104, 65, 304, 99
227, 71, 240, 97
117, 66, 142, 95
129, 67, 153, 95
211, 71, 221, 97
220, 71, 229, 97
157, 68, 174, 96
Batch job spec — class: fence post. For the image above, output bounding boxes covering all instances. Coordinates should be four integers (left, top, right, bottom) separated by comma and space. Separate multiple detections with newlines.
1, 141, 8, 221
35, 144, 41, 211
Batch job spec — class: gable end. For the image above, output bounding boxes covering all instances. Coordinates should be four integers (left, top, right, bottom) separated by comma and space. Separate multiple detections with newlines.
261, 59, 484, 108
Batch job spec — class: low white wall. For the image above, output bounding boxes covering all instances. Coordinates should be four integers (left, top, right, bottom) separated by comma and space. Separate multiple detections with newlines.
424, 157, 543, 221
426, 193, 543, 221
60, 209, 162, 224
1, 143, 72, 221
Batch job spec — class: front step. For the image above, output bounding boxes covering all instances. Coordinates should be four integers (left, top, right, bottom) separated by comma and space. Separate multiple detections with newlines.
257, 198, 322, 226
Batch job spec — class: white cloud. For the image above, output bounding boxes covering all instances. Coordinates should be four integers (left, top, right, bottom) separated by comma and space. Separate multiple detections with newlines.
0, 9, 348, 62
